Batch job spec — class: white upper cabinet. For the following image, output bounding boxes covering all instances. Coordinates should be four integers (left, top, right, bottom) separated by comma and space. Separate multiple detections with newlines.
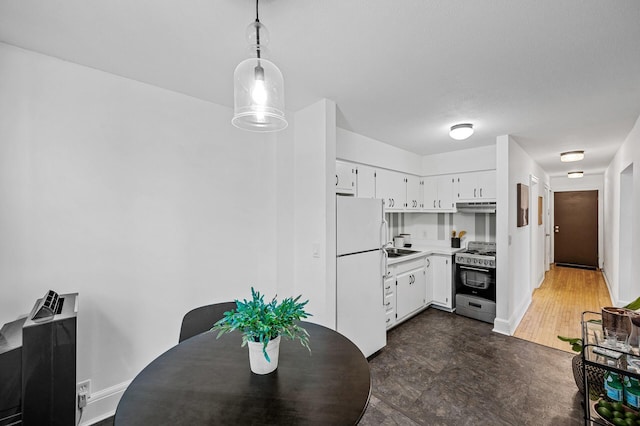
356, 164, 376, 198
405, 175, 422, 210
335, 160, 356, 195
422, 175, 456, 211
375, 169, 406, 211
456, 170, 496, 201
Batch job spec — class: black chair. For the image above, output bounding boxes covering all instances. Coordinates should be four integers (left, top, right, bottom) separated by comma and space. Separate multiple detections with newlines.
179, 302, 236, 343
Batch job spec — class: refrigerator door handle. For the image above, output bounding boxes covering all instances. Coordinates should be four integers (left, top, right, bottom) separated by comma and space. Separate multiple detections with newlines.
381, 215, 389, 278
381, 250, 386, 305
381, 216, 388, 248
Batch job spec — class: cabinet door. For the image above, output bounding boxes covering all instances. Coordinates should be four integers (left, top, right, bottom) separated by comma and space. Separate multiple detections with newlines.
396, 267, 426, 320
456, 173, 476, 201
431, 255, 453, 308
437, 175, 456, 210
356, 164, 376, 198
375, 169, 406, 210
477, 170, 496, 200
423, 176, 438, 211
336, 161, 356, 195
406, 175, 422, 210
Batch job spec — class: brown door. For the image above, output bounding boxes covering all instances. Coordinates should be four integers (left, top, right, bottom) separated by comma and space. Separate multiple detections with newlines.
554, 190, 598, 268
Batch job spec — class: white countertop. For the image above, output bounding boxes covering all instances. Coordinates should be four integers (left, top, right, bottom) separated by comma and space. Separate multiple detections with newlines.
386, 244, 465, 265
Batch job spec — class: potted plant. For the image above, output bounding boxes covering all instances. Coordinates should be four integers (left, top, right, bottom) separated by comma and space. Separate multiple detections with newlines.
212, 287, 311, 375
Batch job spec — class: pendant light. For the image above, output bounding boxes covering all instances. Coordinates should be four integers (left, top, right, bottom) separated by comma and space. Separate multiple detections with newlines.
232, 0, 287, 132
449, 123, 474, 140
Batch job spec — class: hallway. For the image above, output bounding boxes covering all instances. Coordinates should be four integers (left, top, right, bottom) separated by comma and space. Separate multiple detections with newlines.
514, 265, 612, 352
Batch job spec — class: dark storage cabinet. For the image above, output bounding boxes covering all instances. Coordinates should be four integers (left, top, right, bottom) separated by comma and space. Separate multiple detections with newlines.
0, 292, 77, 426
0, 317, 26, 425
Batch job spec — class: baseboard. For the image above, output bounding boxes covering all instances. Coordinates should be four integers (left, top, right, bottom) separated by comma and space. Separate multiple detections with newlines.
79, 380, 130, 426
492, 294, 531, 336
493, 317, 511, 335
601, 269, 616, 306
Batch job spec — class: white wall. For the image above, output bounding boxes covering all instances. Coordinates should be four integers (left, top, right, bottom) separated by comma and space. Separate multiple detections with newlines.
422, 145, 497, 175
550, 174, 605, 269
336, 127, 423, 175
337, 127, 496, 178
0, 43, 280, 423
494, 135, 550, 335
292, 99, 337, 328
603, 114, 640, 306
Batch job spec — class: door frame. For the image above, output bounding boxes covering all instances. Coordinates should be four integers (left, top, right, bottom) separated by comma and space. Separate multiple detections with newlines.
544, 184, 552, 271
529, 174, 540, 293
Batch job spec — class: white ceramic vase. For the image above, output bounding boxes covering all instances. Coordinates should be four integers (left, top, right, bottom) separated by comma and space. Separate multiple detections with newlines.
248, 336, 281, 375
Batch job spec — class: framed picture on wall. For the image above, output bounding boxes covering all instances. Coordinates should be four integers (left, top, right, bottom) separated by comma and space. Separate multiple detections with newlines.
517, 183, 529, 227
538, 196, 543, 225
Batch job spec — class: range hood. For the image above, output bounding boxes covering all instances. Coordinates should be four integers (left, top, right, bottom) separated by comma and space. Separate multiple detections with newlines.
456, 202, 497, 214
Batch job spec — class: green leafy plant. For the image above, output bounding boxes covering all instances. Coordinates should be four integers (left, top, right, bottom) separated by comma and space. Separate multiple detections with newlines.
212, 287, 311, 362
557, 335, 583, 352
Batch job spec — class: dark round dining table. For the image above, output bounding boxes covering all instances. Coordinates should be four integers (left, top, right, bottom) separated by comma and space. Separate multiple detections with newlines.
114, 322, 371, 425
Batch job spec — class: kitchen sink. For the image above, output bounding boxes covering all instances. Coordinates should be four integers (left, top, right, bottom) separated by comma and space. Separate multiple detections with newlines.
385, 248, 419, 258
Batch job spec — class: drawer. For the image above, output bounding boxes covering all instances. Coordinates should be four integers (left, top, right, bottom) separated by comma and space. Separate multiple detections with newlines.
392, 257, 426, 274
385, 310, 396, 328
384, 293, 395, 313
384, 282, 394, 296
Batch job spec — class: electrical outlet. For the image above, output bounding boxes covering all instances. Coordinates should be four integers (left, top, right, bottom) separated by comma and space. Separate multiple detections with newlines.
77, 380, 91, 409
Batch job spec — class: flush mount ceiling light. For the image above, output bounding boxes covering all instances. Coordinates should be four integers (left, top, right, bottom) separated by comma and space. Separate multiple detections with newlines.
449, 123, 474, 141
232, 0, 287, 132
560, 150, 585, 162
567, 171, 584, 179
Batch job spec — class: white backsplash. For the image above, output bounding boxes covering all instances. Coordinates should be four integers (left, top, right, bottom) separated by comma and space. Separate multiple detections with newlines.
400, 212, 496, 249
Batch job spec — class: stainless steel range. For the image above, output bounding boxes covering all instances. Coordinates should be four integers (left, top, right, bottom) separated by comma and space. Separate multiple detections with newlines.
455, 241, 496, 323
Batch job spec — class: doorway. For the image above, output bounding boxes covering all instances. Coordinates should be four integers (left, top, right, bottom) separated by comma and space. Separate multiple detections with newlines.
619, 164, 634, 301
554, 191, 598, 269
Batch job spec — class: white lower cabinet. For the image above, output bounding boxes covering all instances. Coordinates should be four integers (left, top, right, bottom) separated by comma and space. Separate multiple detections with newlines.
430, 254, 453, 309
386, 257, 427, 328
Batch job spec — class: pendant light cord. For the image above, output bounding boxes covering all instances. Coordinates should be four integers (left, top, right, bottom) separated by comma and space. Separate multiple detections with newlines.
255, 0, 261, 59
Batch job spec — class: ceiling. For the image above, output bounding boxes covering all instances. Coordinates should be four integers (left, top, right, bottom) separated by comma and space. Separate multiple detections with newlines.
1, 0, 639, 177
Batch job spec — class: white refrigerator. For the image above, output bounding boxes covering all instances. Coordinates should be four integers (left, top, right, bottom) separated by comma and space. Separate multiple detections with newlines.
336, 196, 387, 357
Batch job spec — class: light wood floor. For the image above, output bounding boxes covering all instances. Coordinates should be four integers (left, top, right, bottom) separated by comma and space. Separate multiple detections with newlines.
514, 264, 612, 353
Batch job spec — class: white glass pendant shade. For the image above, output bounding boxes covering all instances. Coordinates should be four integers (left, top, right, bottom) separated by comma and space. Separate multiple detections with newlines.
232, 19, 287, 132
232, 57, 287, 131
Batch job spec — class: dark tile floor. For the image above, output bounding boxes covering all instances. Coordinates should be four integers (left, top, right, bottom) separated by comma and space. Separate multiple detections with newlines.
359, 309, 583, 425
91, 309, 583, 425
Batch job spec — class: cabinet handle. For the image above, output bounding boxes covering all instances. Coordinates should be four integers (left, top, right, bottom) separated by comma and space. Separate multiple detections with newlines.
438, 200, 441, 208
480, 188, 483, 197
426, 259, 430, 267
433, 200, 436, 208
386, 301, 391, 306
336, 174, 339, 186
385, 285, 391, 290
386, 318, 391, 323
474, 188, 477, 198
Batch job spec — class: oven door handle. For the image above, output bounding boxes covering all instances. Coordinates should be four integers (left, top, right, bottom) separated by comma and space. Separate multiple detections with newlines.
459, 265, 491, 273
